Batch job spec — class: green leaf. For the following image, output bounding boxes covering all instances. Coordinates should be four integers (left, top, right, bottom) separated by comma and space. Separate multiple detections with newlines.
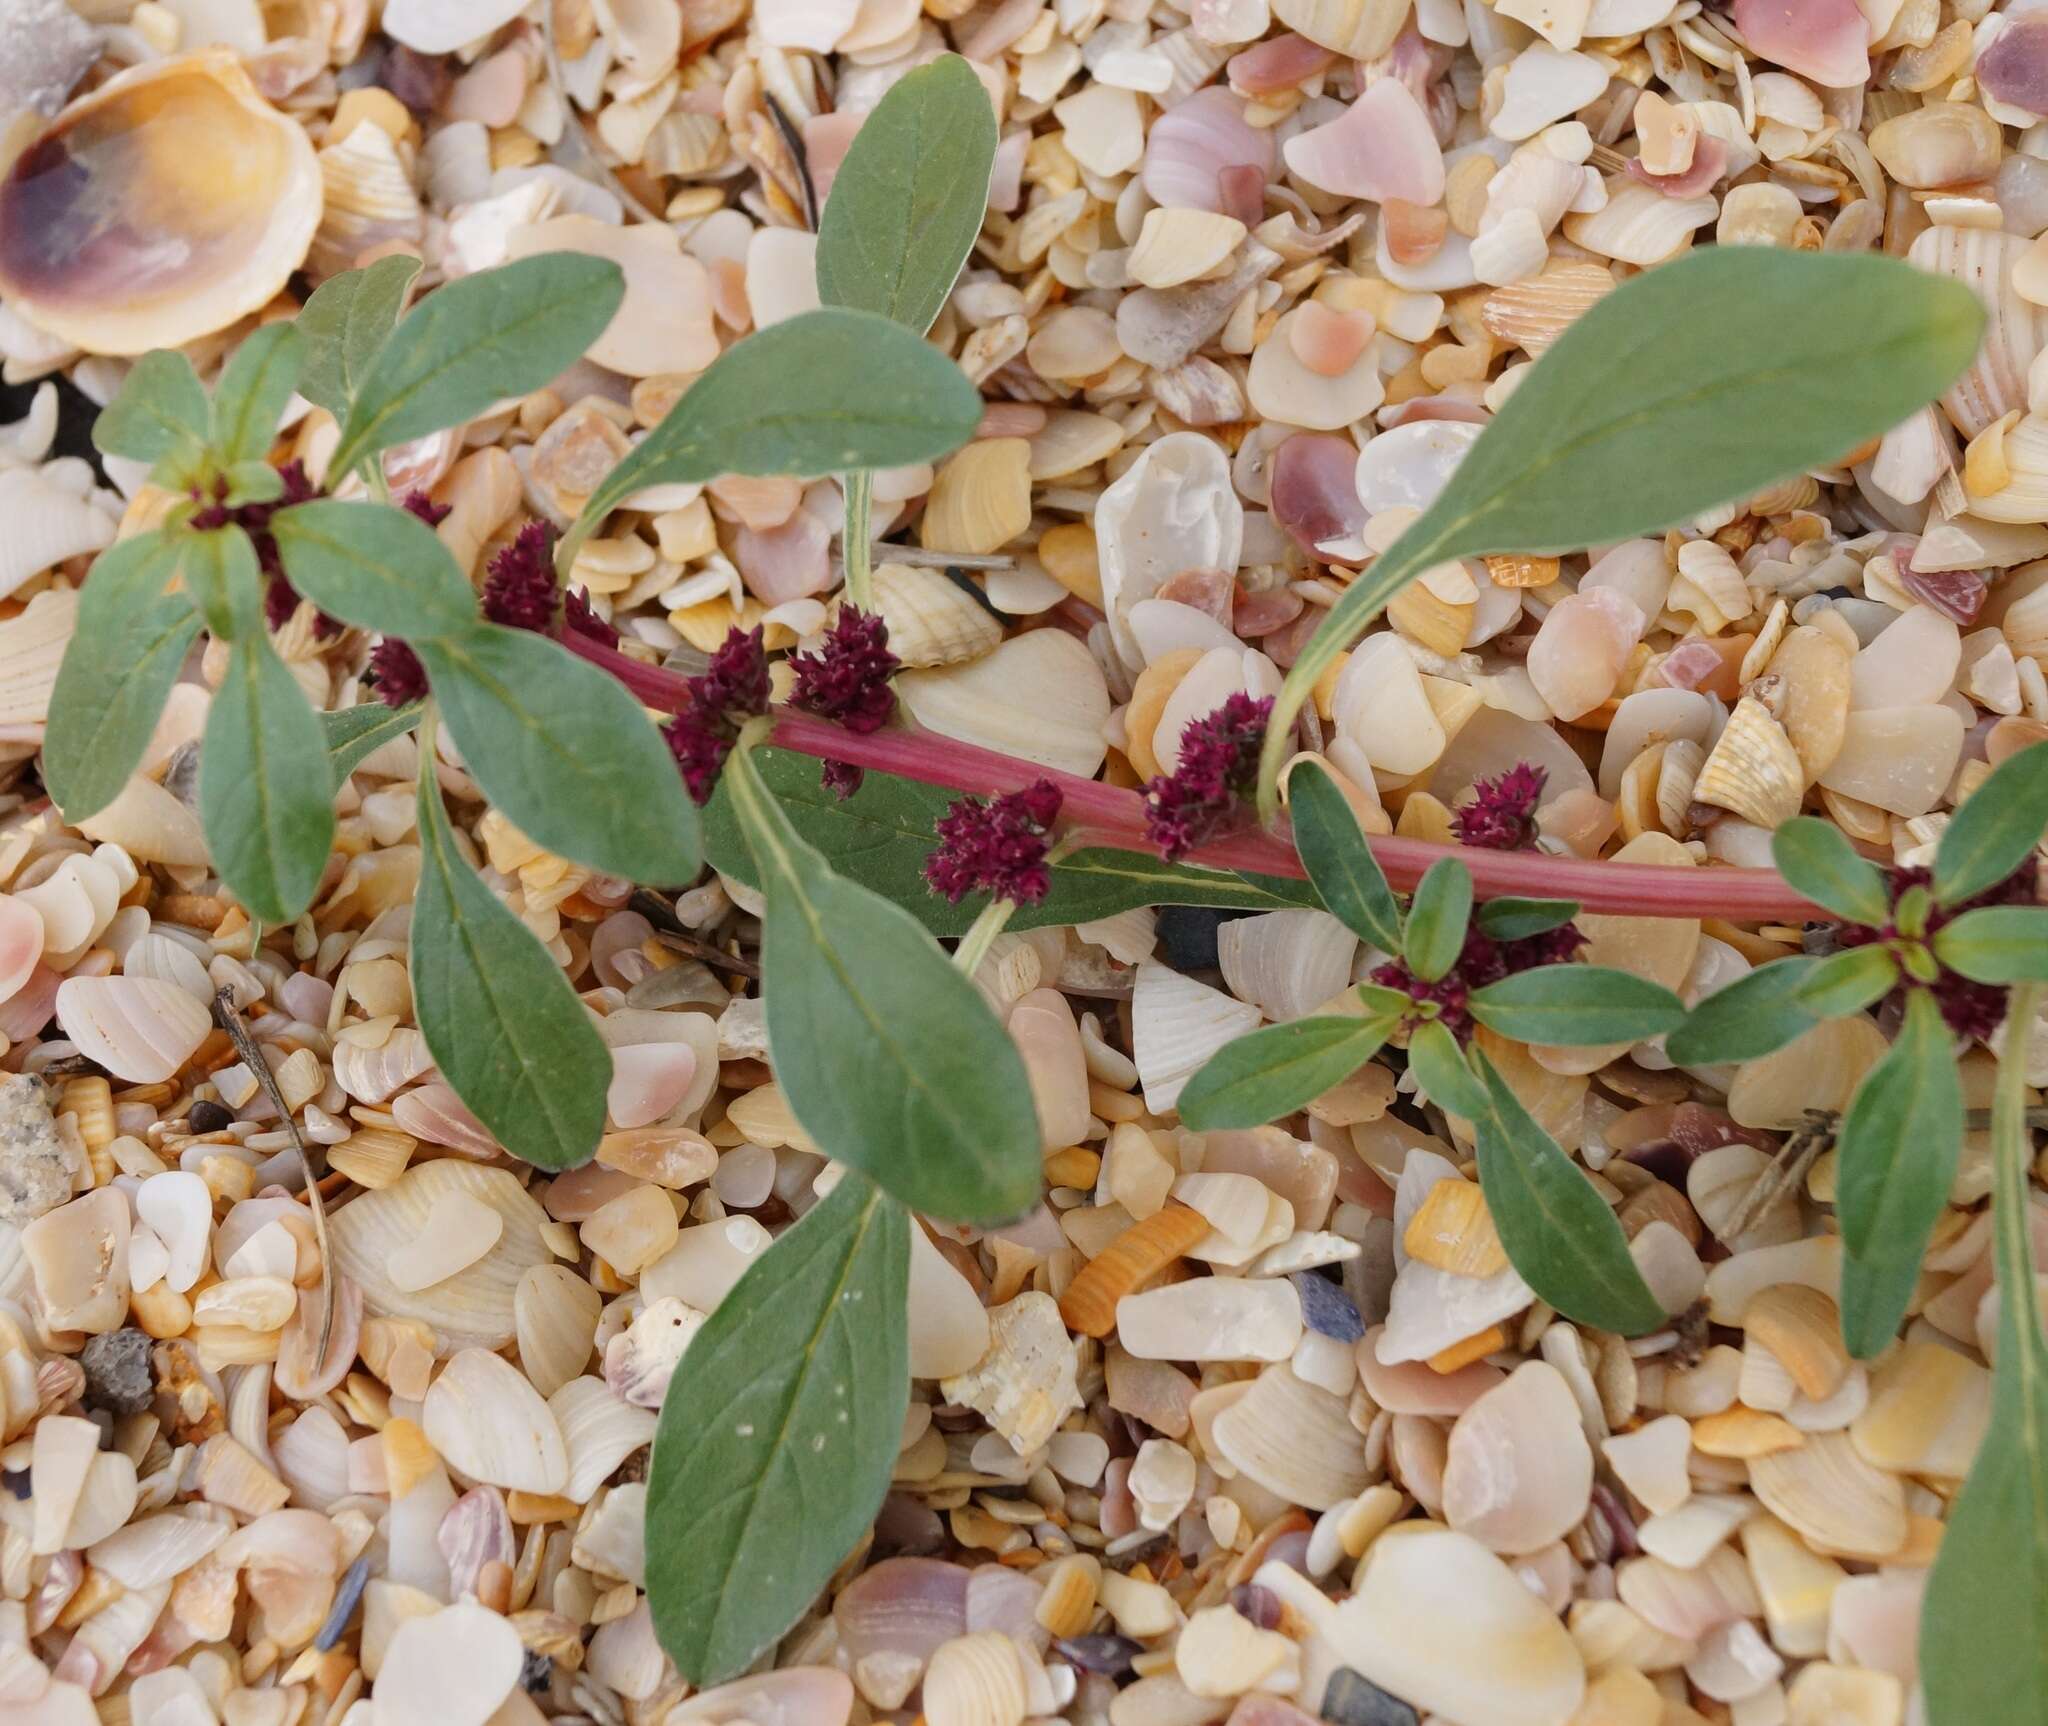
410, 769, 610, 1170
1920, 984, 2048, 1726
1257, 249, 1985, 814
321, 702, 425, 786
1935, 906, 2048, 984
1834, 987, 1962, 1359
1789, 944, 1900, 1018
199, 636, 335, 925
1475, 897, 1582, 941
1404, 858, 1472, 982
1467, 965, 1686, 1046
1936, 739, 2048, 905
45, 532, 200, 823
91, 350, 210, 469
271, 498, 480, 638
1473, 1048, 1665, 1336
331, 254, 626, 478
646, 1172, 908, 1685
297, 255, 423, 422
1406, 1019, 1489, 1120
1287, 758, 1402, 952
180, 525, 263, 641
570, 308, 984, 546
1770, 816, 1893, 925
703, 748, 1318, 935
417, 625, 701, 885
210, 323, 303, 464
1664, 955, 1823, 1065
814, 54, 996, 335
1176, 1012, 1394, 1131
724, 746, 1039, 1223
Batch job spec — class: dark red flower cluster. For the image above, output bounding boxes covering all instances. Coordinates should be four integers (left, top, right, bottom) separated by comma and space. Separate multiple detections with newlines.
661, 626, 771, 803
924, 781, 1064, 906
367, 638, 429, 706
186, 460, 332, 635
1453, 763, 1547, 851
481, 521, 561, 632
788, 608, 900, 798
1836, 858, 2041, 1040
1372, 922, 1588, 1043
562, 586, 619, 647
1143, 693, 1273, 862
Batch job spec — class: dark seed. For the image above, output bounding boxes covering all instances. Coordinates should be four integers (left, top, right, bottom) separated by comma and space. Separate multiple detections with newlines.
1322, 1667, 1420, 1726
186, 1099, 234, 1134
1290, 1271, 1364, 1342
315, 1556, 371, 1652
520, 1651, 555, 1694
79, 1327, 155, 1415
1054, 1634, 1143, 1677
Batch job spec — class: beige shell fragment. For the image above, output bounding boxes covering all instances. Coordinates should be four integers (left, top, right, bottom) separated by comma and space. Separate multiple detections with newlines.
1208, 1361, 1368, 1509
940, 1292, 1081, 1456
422, 1348, 569, 1496
862, 563, 1002, 668
1270, 0, 1407, 59
1692, 697, 1805, 829
1908, 226, 2048, 435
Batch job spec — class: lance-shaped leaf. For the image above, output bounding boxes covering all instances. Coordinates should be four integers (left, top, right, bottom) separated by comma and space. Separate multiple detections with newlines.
1834, 986, 1962, 1359
200, 635, 335, 925
1404, 858, 1472, 982
417, 625, 701, 885
45, 532, 200, 822
724, 746, 1039, 1222
815, 54, 997, 335
1257, 249, 1984, 812
1473, 1048, 1665, 1336
211, 322, 303, 464
1665, 955, 1823, 1065
1934, 906, 2048, 983
321, 702, 425, 787
646, 1172, 908, 1685
410, 770, 609, 1170
1287, 758, 1402, 952
1467, 966, 1685, 1046
271, 498, 481, 639
1935, 739, 2048, 905
297, 255, 422, 421
91, 349, 210, 469
180, 523, 263, 641
1406, 1019, 1489, 1121
331, 253, 625, 477
1771, 816, 1893, 926
1789, 945, 1899, 1018
1476, 897, 1581, 941
1177, 1011, 1395, 1130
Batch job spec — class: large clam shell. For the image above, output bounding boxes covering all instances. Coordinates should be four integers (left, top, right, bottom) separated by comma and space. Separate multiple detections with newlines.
0, 51, 321, 355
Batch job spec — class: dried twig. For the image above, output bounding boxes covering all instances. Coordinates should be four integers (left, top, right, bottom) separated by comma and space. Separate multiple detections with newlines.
762, 93, 820, 232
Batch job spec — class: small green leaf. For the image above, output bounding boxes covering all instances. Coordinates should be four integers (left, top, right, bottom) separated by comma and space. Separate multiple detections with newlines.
298, 255, 423, 422
271, 498, 480, 638
1476, 897, 1581, 941
815, 54, 996, 335
1356, 982, 1418, 1018
45, 532, 200, 823
646, 1171, 908, 1685
1473, 1048, 1665, 1336
417, 625, 701, 885
210, 323, 303, 464
1771, 816, 1893, 925
571, 308, 984, 545
92, 350, 210, 469
1936, 740, 2048, 905
1920, 985, 2048, 1726
1176, 1012, 1394, 1131
331, 254, 626, 477
1934, 906, 2048, 983
725, 747, 1039, 1223
1664, 955, 1823, 1065
321, 702, 425, 786
411, 770, 610, 1170
1835, 987, 1962, 1359
1789, 944, 1900, 1018
1403, 858, 1472, 982
1288, 758, 1402, 952
1467, 965, 1686, 1046
200, 636, 336, 925
1406, 1020, 1489, 1121
180, 525, 264, 641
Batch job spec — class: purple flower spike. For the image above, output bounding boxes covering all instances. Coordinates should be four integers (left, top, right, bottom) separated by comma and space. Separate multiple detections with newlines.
367, 638, 429, 706
661, 626, 772, 804
481, 521, 562, 633
1453, 763, 1547, 851
925, 780, 1065, 905
1142, 692, 1273, 862
789, 607, 900, 797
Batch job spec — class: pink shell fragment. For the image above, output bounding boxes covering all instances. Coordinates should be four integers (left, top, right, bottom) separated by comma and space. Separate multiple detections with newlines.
1227, 33, 1336, 97
1901, 567, 1988, 624
1156, 567, 1236, 626
0, 893, 45, 1005
1235, 587, 1305, 636
1281, 77, 1445, 206
1381, 394, 1491, 428
1142, 88, 1276, 213
607, 1042, 698, 1130
1217, 162, 1269, 228
1979, 15, 2048, 116
1732, 0, 1870, 88
1655, 639, 1724, 692
1269, 433, 1367, 560
803, 108, 867, 206
1627, 134, 1729, 200
735, 507, 834, 605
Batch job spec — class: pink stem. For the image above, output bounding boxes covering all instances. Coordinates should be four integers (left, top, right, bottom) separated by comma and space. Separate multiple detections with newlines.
564, 632, 1822, 920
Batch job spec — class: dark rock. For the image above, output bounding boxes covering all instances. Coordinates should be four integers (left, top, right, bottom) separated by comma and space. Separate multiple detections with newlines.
1156, 906, 1245, 972
79, 1328, 154, 1415
315, 1556, 371, 1652
520, 1651, 555, 1694
187, 1099, 234, 1134
1053, 1634, 1142, 1678
1290, 1271, 1364, 1342
1322, 1668, 1419, 1726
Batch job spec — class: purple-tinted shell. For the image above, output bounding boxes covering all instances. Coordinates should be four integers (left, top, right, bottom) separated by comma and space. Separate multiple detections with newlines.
1142, 88, 1275, 214
1269, 433, 1365, 561
1980, 14, 2048, 115
1290, 1271, 1365, 1342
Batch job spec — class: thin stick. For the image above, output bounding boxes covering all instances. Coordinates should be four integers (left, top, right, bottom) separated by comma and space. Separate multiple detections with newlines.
870, 545, 1019, 572
654, 930, 762, 979
762, 93, 820, 232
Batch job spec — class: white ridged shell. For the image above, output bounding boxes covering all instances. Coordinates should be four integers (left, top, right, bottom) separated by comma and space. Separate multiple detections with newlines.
55, 975, 210, 1083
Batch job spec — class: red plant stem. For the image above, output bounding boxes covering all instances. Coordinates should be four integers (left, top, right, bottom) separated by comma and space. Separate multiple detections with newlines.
563, 632, 1823, 921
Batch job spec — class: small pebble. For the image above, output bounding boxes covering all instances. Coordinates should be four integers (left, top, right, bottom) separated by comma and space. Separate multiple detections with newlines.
78, 1327, 154, 1414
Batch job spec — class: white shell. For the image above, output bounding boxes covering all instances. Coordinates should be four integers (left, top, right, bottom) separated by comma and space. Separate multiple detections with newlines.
1217, 909, 1358, 1022
0, 468, 114, 601
896, 631, 1111, 779
1210, 1361, 1371, 1508
55, 975, 210, 1083
863, 563, 1003, 669
1131, 961, 1261, 1114
1441, 1362, 1594, 1555
549, 1376, 658, 1501
381, 0, 533, 52
422, 1347, 569, 1495
0, 589, 80, 727
1095, 432, 1244, 670
332, 1028, 434, 1104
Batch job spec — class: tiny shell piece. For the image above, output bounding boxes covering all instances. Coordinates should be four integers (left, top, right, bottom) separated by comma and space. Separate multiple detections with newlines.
940, 1292, 1081, 1455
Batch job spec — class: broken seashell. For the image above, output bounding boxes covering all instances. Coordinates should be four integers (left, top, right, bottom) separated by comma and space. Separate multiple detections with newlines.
1284, 78, 1444, 205
55, 975, 210, 1084
862, 563, 1003, 668
1692, 696, 1804, 829
896, 630, 1109, 779
1210, 1361, 1369, 1508
422, 1348, 569, 1496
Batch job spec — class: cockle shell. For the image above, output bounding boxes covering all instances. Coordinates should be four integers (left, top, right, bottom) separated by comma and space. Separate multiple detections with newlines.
1217, 909, 1358, 1022
55, 976, 210, 1084
1132, 961, 1261, 1114
1691, 697, 1804, 830
311, 122, 422, 280
332, 1029, 434, 1105
0, 467, 115, 602
861, 564, 1002, 668
1908, 227, 2048, 436
1209, 1361, 1370, 1508
0, 588, 79, 728
0, 51, 321, 355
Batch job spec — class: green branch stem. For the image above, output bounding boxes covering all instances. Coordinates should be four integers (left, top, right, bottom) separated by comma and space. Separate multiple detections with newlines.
843, 469, 875, 611
952, 896, 1015, 975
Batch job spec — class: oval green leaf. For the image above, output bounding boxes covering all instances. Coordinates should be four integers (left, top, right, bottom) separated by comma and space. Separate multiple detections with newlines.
271, 498, 480, 639
1177, 1012, 1394, 1130
210, 323, 303, 465
1789, 944, 1899, 1018
1933, 905, 2048, 984
180, 524, 263, 642
1406, 1019, 1489, 1121
814, 54, 996, 335
45, 532, 201, 823
321, 702, 425, 787
1664, 955, 1823, 1065
1467, 965, 1685, 1046
298, 254, 422, 422
1403, 857, 1472, 982
1834, 987, 1962, 1359
91, 349, 210, 470
1476, 897, 1581, 941
1770, 816, 1893, 926
410, 771, 609, 1170
331, 253, 626, 477
646, 1171, 909, 1686
1935, 740, 2048, 905
1473, 1048, 1665, 1336
200, 636, 336, 925
417, 624, 701, 885
725, 746, 1040, 1223
1287, 758, 1402, 952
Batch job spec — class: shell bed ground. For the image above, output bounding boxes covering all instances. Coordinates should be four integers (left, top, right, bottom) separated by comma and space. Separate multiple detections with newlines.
0, 2, 2044, 1726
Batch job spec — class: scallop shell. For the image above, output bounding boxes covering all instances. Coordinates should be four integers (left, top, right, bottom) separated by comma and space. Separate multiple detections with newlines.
549, 1376, 657, 1501
896, 630, 1111, 779
1747, 1431, 1906, 1561
1216, 908, 1358, 1021
1760, 625, 1851, 782
421, 1347, 569, 1495
311, 122, 423, 280
55, 975, 210, 1084
0, 588, 79, 728
923, 1633, 1030, 1726
1563, 181, 1716, 267
0, 467, 114, 601
1058, 1201, 1211, 1337
331, 1028, 434, 1104
328, 1159, 553, 1351
1480, 261, 1615, 356
1208, 1360, 1370, 1508
921, 440, 1034, 558
1132, 960, 1262, 1114
0, 51, 321, 355
1691, 697, 1804, 829
863, 563, 1002, 668
1908, 226, 2048, 435
1964, 412, 2048, 523
1743, 1286, 1849, 1402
